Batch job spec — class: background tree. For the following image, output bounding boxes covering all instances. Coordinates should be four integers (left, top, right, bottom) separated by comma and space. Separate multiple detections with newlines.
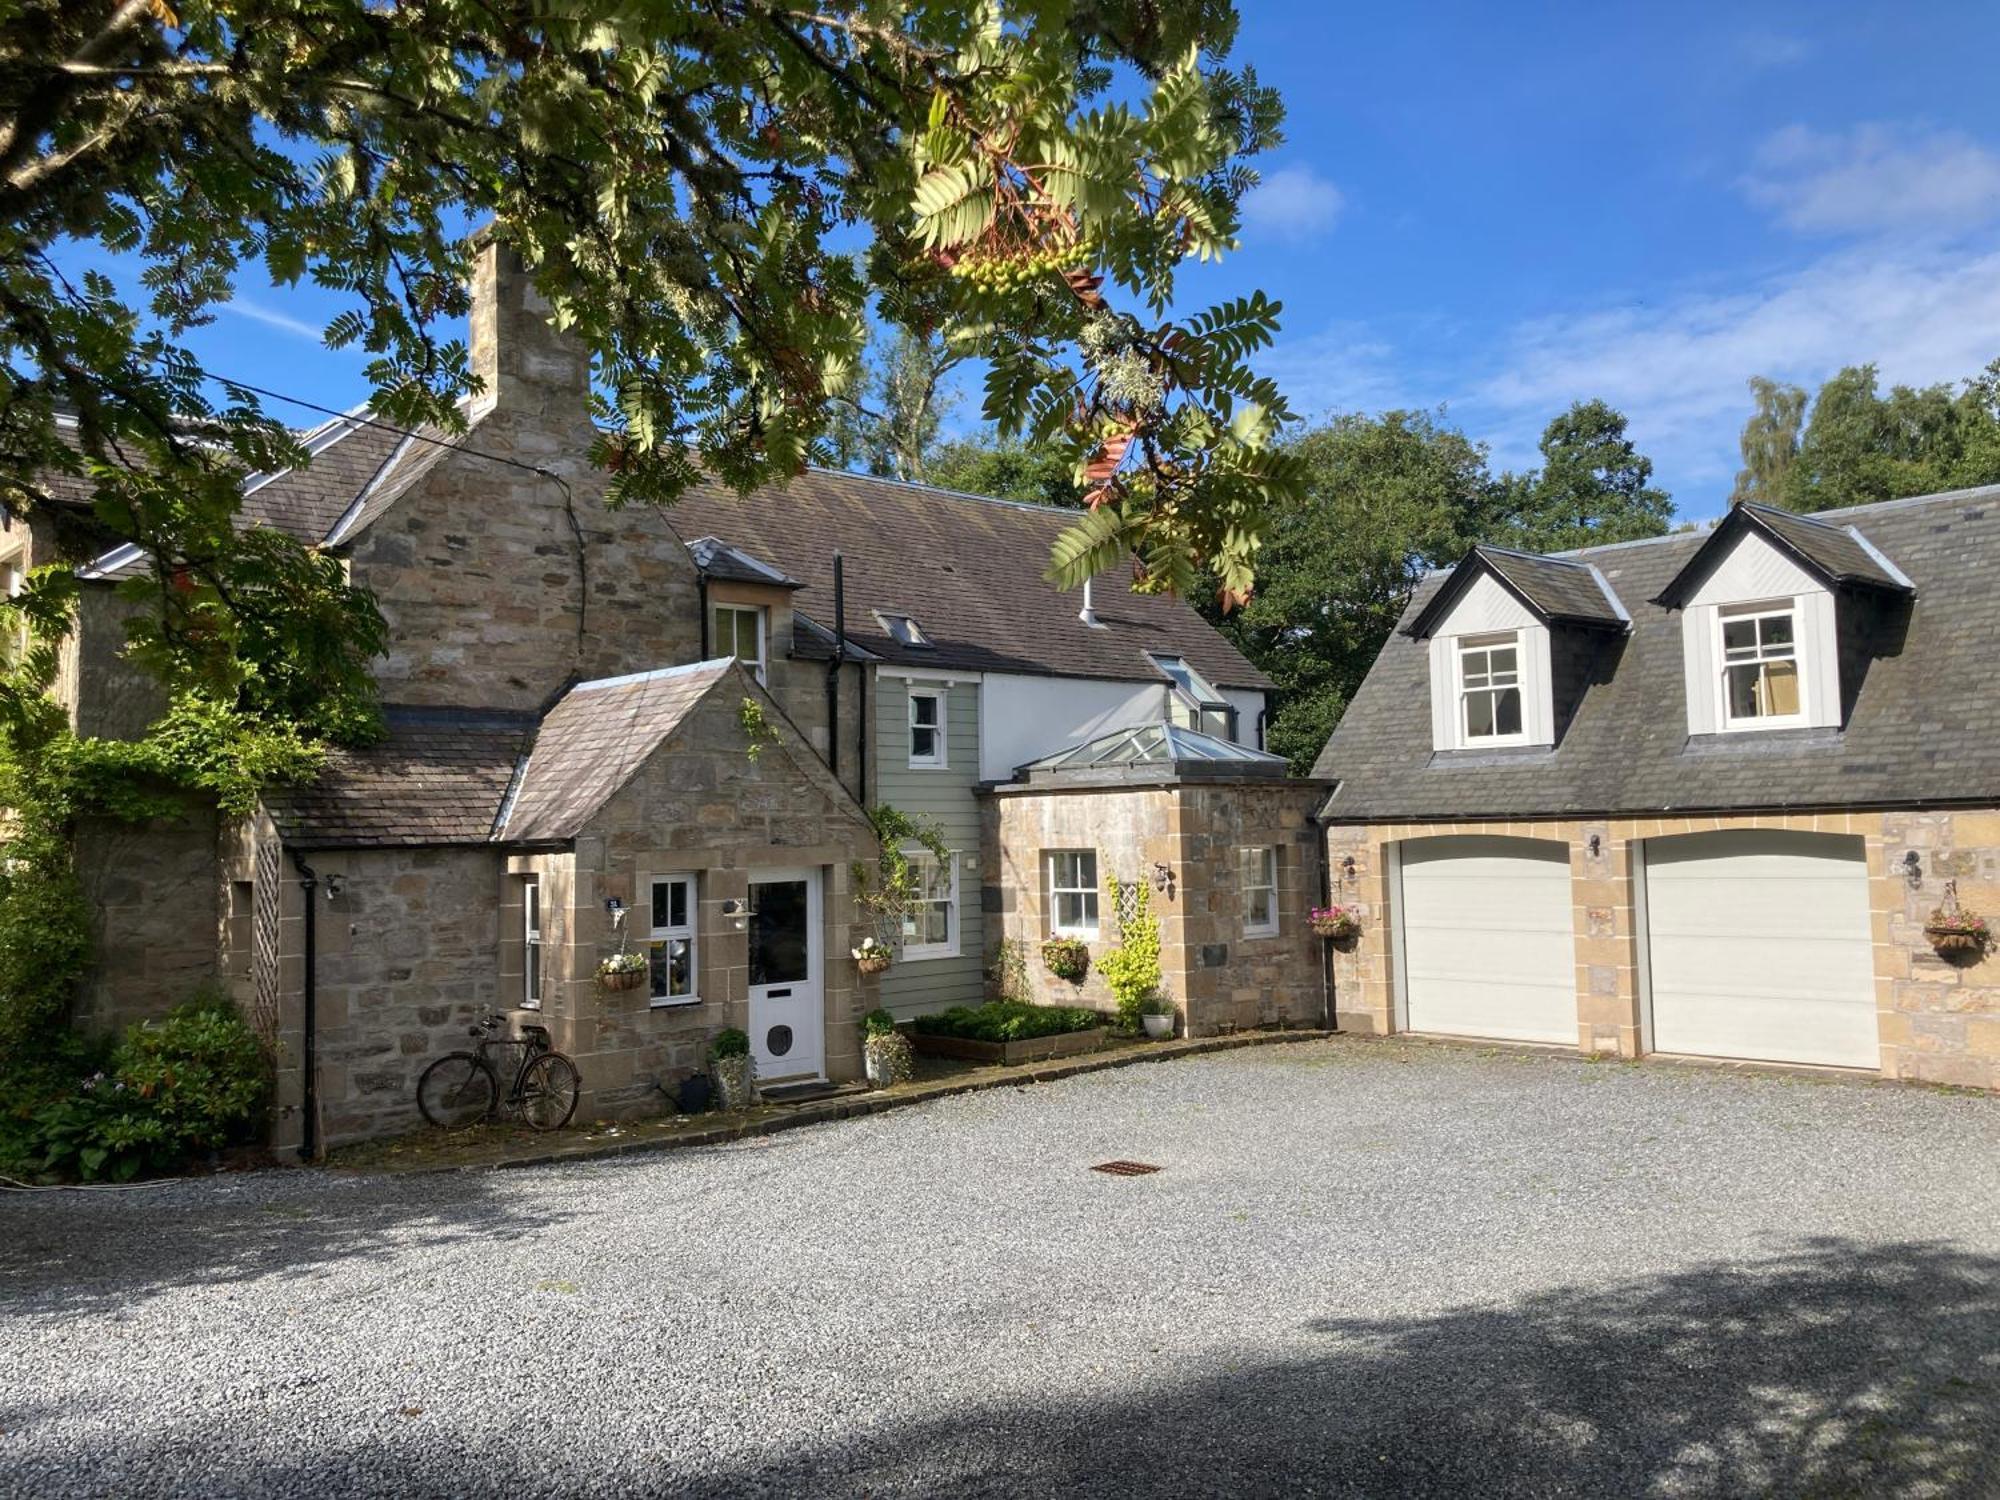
1729, 376, 1807, 506
1486, 399, 1673, 553
825, 327, 962, 483
926, 435, 1083, 507
1203, 409, 1493, 770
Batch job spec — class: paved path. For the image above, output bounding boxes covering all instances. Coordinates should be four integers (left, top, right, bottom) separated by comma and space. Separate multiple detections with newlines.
4, 1037, 1998, 1498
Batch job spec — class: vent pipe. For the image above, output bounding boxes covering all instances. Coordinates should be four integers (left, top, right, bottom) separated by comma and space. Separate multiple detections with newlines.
1078, 576, 1098, 628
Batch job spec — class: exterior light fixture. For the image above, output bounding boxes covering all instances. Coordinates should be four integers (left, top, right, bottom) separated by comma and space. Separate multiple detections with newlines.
1588, 834, 1602, 857
323, 873, 345, 901
1151, 862, 1175, 896
1902, 851, 1923, 888
1340, 855, 1357, 883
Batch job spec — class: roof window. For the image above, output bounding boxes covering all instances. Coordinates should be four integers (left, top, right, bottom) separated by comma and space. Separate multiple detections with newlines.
875, 611, 933, 648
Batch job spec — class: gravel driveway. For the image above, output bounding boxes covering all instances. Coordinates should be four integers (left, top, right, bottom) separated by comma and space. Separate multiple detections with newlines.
5, 1036, 1998, 1499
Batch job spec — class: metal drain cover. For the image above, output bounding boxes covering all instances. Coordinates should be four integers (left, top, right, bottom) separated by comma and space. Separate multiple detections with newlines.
1091, 1160, 1162, 1177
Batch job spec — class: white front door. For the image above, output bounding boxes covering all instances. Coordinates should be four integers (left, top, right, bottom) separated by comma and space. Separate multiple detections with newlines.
747, 868, 825, 1082
1643, 830, 1878, 1069
1397, 835, 1578, 1045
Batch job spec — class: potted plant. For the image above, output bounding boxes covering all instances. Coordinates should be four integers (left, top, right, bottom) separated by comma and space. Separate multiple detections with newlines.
1042, 935, 1090, 983
1924, 907, 1990, 956
860, 1008, 914, 1088
710, 1027, 756, 1110
598, 950, 648, 992
1309, 904, 1363, 947
852, 936, 893, 976
1139, 994, 1176, 1040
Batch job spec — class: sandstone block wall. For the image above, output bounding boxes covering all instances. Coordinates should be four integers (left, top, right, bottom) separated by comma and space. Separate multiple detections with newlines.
72, 811, 221, 1036
983, 780, 1328, 1036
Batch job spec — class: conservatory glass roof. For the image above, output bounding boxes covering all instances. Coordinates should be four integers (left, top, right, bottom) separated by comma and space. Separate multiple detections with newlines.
1018, 721, 1290, 779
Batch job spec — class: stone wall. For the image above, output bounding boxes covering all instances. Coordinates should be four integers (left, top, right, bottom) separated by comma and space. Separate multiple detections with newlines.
1324, 807, 2000, 1091
72, 810, 221, 1036
983, 779, 1328, 1036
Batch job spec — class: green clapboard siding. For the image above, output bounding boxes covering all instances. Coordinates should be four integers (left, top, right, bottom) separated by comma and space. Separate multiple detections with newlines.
873, 675, 986, 1019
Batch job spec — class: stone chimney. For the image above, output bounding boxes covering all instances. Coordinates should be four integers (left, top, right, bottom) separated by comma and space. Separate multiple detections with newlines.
467, 233, 592, 430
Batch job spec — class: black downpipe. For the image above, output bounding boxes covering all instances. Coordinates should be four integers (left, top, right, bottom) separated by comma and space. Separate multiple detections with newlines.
1313, 816, 1338, 1033
1255, 706, 1267, 753
826, 552, 845, 779
289, 848, 319, 1161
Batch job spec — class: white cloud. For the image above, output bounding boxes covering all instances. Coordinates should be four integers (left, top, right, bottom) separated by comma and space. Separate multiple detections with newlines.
1254, 320, 1411, 420
219, 297, 328, 342
1465, 241, 2000, 493
1241, 166, 1345, 243
1741, 123, 2000, 235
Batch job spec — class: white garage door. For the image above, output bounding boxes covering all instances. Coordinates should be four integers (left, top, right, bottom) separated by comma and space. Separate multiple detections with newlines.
1643, 830, 1878, 1069
1398, 836, 1577, 1044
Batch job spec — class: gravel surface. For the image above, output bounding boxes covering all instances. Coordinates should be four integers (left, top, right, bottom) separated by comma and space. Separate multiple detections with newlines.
4, 1036, 1998, 1499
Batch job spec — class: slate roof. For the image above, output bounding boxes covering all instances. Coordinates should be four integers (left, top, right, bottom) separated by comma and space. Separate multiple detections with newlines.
686, 535, 801, 588
498, 659, 736, 843
269, 705, 533, 847
1314, 485, 2000, 821
1406, 545, 1629, 638
665, 469, 1273, 692
1653, 501, 1913, 607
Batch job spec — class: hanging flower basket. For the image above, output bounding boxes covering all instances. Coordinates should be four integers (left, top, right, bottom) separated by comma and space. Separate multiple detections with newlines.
598, 952, 648, 991
1924, 908, 1989, 956
853, 938, 893, 976
1042, 936, 1090, 983
1310, 906, 1363, 946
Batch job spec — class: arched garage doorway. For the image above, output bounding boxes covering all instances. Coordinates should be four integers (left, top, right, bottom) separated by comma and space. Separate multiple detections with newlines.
1640, 829, 1878, 1069
1392, 835, 1578, 1044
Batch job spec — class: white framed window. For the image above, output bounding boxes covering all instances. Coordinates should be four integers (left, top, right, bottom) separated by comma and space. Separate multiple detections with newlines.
908, 689, 946, 768
646, 874, 699, 1006
1242, 846, 1278, 937
1457, 631, 1526, 743
899, 847, 959, 959
1718, 601, 1804, 729
876, 611, 932, 648
1047, 849, 1099, 937
713, 604, 765, 684
521, 876, 543, 1010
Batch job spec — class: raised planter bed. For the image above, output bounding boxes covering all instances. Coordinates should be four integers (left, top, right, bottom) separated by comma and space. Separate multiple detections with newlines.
909, 1026, 1108, 1067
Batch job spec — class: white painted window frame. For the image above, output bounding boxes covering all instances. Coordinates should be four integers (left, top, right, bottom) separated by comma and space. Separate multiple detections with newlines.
1456, 630, 1529, 747
899, 846, 959, 960
713, 603, 766, 685
1046, 849, 1100, 937
646, 873, 700, 1008
1715, 599, 1807, 732
1242, 846, 1279, 938
908, 688, 947, 769
521, 876, 542, 1010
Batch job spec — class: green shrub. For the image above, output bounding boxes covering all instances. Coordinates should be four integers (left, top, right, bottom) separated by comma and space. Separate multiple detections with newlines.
711, 1027, 751, 1059
1096, 875, 1162, 1033
10, 992, 268, 1183
910, 1001, 1101, 1043
860, 1007, 898, 1038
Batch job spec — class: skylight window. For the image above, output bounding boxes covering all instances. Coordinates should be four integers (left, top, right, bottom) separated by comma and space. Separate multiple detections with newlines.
875, 611, 932, 648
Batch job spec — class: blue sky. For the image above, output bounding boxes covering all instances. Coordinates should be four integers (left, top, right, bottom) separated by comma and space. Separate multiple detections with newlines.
81, 1, 2000, 525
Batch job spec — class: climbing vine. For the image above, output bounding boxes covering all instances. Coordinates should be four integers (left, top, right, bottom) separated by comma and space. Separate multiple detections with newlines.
738, 697, 779, 762
1096, 874, 1163, 1033
851, 805, 953, 944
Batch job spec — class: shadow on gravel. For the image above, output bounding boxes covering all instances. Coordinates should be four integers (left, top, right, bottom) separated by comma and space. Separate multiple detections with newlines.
0, 1172, 570, 1318
695, 1237, 1999, 1499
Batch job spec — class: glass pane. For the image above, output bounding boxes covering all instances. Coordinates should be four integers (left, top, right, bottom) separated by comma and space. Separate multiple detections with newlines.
921, 901, 950, 945
1080, 890, 1098, 926
1248, 888, 1274, 928
1489, 647, 1518, 679
1721, 618, 1758, 657
526, 939, 541, 1003
712, 609, 735, 657
524, 881, 538, 930
748, 878, 809, 985
911, 726, 937, 760
1760, 613, 1794, 649
1461, 650, 1490, 688
1726, 662, 1763, 718
1465, 690, 1496, 738
911, 695, 938, 727
1764, 659, 1800, 714
1079, 853, 1098, 891
1495, 686, 1522, 736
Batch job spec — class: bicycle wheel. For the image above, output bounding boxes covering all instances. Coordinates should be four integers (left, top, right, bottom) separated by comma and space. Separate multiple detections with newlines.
517, 1052, 581, 1132
417, 1053, 499, 1129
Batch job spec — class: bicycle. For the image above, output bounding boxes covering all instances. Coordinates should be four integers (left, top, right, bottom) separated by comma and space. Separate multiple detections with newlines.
416, 1011, 581, 1132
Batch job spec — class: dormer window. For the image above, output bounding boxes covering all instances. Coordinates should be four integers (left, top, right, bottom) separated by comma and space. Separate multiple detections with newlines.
1458, 632, 1525, 742
1404, 545, 1629, 755
1719, 603, 1802, 727
1653, 504, 1913, 739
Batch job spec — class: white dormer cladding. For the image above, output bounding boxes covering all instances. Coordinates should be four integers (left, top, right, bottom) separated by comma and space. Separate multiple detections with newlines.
1425, 571, 1556, 750
1678, 529, 1839, 735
